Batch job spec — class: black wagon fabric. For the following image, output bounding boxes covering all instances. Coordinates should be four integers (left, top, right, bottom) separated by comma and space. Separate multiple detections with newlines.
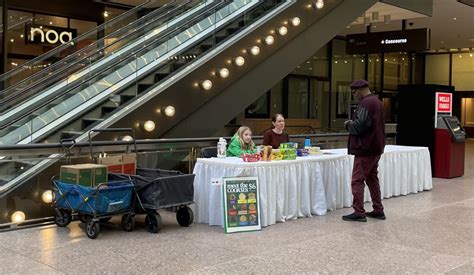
108, 168, 194, 210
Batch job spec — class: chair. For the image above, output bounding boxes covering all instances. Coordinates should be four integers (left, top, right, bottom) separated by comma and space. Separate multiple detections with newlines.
201, 147, 217, 158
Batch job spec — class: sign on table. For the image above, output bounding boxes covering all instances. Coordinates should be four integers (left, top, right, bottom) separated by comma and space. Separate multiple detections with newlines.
223, 177, 261, 233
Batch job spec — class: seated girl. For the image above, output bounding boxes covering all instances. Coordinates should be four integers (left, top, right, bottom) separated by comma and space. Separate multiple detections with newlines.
226, 126, 257, 157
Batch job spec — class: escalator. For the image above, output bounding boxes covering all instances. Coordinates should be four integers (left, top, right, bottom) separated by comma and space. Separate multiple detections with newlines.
0, 0, 214, 131
1, 0, 434, 225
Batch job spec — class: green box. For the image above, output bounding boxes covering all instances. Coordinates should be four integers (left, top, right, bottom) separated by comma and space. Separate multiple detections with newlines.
60, 164, 107, 187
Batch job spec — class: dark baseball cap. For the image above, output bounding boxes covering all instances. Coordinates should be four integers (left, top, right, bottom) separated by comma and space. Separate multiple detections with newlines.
350, 79, 369, 89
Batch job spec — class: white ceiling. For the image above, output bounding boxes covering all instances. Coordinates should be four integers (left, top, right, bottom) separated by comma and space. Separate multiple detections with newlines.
339, 0, 474, 51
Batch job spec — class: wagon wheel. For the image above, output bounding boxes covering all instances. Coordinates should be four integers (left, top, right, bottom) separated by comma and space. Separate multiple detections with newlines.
86, 221, 100, 239
176, 206, 194, 227
145, 212, 162, 233
54, 209, 72, 227
121, 213, 135, 232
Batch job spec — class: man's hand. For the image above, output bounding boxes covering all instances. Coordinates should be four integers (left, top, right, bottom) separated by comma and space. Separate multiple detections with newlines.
344, 120, 351, 129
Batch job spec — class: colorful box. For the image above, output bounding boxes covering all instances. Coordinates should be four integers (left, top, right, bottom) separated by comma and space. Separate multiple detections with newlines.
60, 164, 108, 187
98, 153, 137, 175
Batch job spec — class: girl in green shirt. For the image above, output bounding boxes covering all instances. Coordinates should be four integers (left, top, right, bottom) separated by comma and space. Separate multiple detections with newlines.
226, 126, 257, 157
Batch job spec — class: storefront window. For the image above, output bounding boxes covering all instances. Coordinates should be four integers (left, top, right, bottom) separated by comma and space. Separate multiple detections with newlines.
425, 54, 450, 85
411, 53, 424, 84
367, 54, 382, 93
331, 39, 365, 124
287, 77, 309, 118
383, 52, 409, 91
452, 52, 474, 91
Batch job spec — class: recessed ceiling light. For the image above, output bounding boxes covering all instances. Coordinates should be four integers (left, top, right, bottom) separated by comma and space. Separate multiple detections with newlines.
233, 56, 245, 66
290, 17, 301, 27
453, 17, 457, 20
264, 35, 275, 45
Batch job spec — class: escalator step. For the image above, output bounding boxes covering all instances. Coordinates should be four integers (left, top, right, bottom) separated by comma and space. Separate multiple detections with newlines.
215, 36, 227, 44
138, 83, 153, 94
121, 95, 135, 104
226, 28, 240, 35
154, 73, 169, 83
102, 106, 117, 116
82, 118, 104, 129
199, 44, 212, 53
171, 62, 185, 72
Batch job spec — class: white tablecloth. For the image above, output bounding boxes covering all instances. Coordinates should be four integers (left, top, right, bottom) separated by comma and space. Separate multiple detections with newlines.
192, 145, 432, 227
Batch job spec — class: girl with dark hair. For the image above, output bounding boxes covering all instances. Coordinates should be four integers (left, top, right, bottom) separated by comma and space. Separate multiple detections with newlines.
263, 113, 289, 148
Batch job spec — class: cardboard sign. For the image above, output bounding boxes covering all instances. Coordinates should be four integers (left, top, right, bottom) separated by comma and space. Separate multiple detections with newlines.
222, 177, 261, 233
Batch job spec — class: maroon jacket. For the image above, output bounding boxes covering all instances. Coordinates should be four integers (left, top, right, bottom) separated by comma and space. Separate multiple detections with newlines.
345, 94, 385, 156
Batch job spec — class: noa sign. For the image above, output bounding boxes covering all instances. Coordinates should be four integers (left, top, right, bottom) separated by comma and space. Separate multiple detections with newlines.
26, 24, 77, 45
436, 92, 452, 113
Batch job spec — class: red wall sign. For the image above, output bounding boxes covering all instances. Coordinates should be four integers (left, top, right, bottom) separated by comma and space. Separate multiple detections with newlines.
436, 92, 452, 113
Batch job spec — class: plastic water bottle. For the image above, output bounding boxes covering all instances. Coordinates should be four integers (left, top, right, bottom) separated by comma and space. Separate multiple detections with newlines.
217, 137, 227, 158
304, 137, 311, 148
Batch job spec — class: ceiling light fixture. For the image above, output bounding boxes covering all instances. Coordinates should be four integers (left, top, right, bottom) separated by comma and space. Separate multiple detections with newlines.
164, 106, 176, 117
200, 79, 213, 90
42, 190, 53, 204
313, 0, 324, 9
218, 68, 230, 78
249, 46, 260, 56
11, 211, 25, 223
122, 135, 134, 141
264, 35, 275, 45
290, 17, 301, 26
143, 120, 156, 132
233, 56, 245, 66
277, 26, 288, 36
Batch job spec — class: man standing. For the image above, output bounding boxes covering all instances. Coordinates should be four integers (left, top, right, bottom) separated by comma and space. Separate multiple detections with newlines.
342, 80, 386, 222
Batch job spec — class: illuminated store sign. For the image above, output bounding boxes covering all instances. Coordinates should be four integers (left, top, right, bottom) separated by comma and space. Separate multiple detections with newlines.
26, 24, 77, 45
346, 28, 430, 54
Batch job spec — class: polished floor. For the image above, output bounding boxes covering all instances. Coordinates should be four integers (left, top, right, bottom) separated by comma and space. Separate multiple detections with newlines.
1, 140, 473, 274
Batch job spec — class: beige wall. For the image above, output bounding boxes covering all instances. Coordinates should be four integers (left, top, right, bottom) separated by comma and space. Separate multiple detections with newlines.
425, 54, 450, 86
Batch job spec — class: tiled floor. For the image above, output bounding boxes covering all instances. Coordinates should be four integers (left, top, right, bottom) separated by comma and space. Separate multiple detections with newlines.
1, 140, 473, 274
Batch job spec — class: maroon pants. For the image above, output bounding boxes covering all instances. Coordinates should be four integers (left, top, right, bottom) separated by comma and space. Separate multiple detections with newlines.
351, 154, 384, 216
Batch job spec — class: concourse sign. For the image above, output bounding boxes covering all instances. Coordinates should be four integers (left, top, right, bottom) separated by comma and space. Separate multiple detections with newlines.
222, 176, 261, 233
